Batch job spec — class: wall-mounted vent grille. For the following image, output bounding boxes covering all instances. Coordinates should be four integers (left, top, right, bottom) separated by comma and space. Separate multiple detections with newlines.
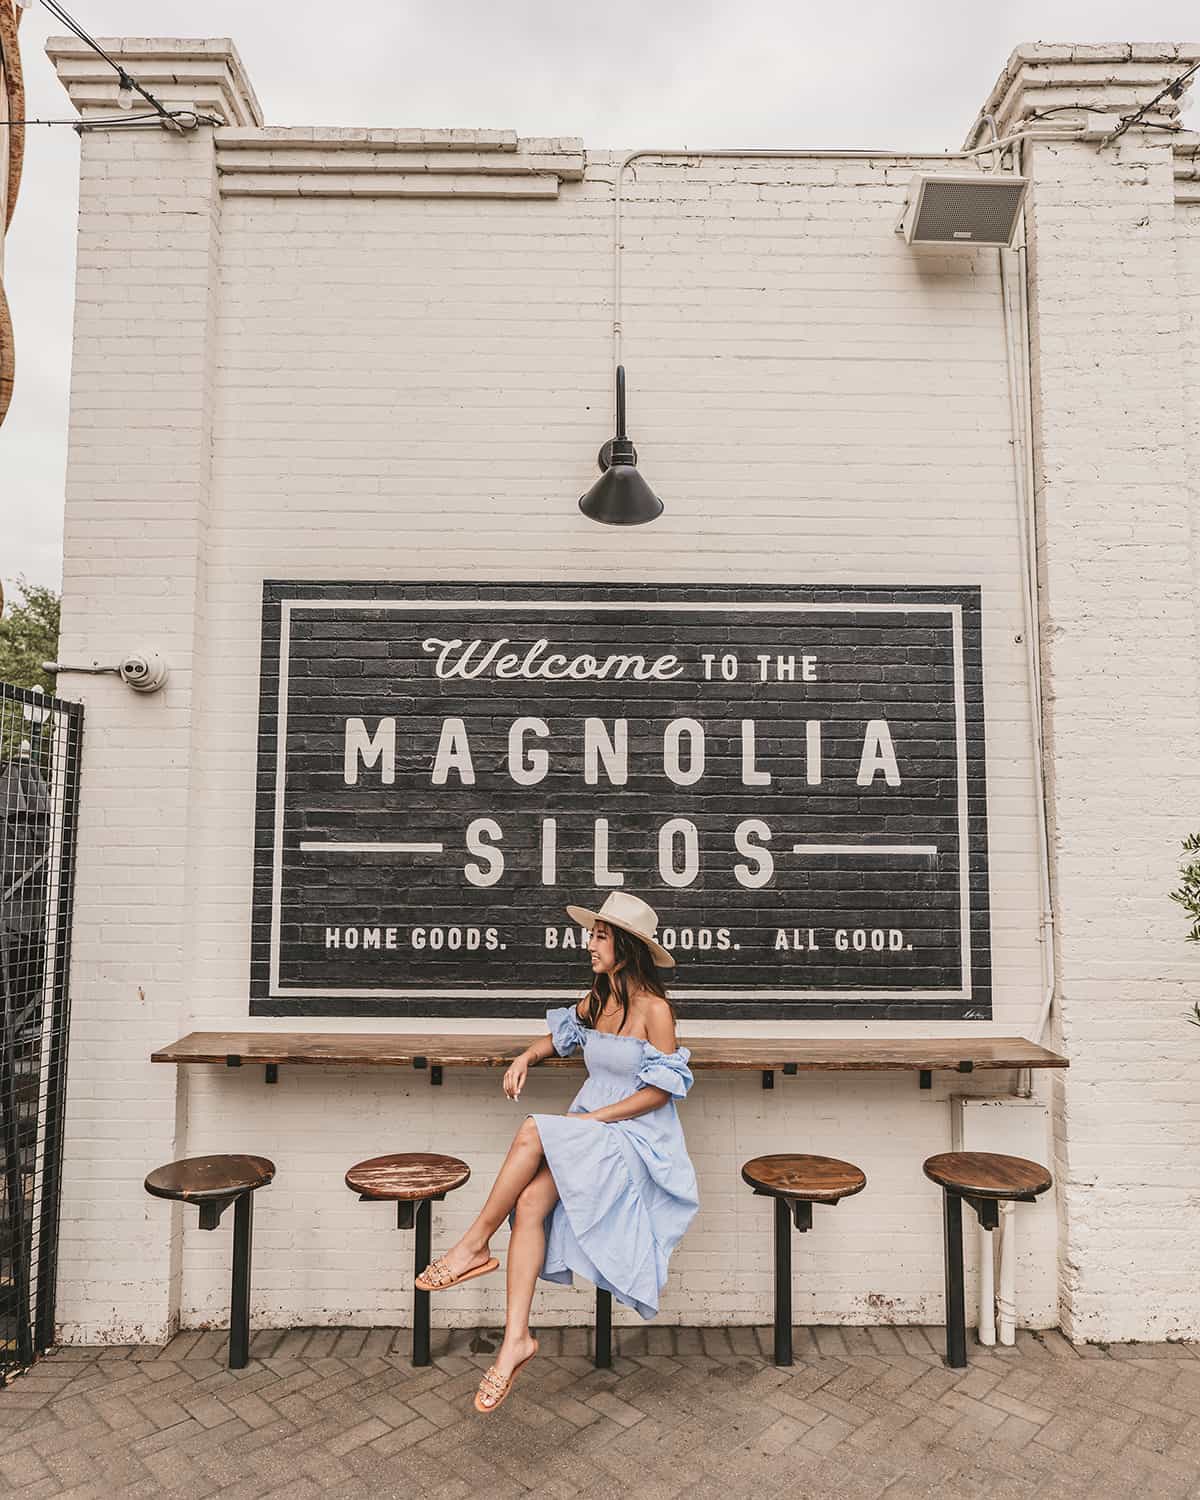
900, 173, 1027, 248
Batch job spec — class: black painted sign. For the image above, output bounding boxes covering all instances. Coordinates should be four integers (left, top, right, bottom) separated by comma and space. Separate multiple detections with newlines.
251, 582, 990, 1019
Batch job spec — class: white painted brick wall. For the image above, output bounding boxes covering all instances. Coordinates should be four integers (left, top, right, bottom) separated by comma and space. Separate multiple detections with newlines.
53, 110, 228, 1343
49, 37, 1199, 1347
1023, 128, 1200, 1343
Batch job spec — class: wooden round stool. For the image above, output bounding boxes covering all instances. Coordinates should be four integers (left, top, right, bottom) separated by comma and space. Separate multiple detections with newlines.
741, 1153, 867, 1366
923, 1151, 1052, 1370
345, 1152, 472, 1366
144, 1154, 275, 1369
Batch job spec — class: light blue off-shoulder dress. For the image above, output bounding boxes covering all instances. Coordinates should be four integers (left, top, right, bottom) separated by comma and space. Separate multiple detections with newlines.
521, 1004, 700, 1320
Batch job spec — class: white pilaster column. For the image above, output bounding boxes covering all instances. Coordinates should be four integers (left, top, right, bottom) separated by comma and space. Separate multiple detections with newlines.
973, 45, 1200, 1342
48, 37, 260, 1342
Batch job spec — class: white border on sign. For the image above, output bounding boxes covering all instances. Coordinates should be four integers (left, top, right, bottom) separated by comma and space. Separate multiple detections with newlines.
267, 598, 974, 1002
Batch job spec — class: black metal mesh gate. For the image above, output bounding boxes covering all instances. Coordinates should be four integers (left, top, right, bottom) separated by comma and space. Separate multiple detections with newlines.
0, 682, 83, 1381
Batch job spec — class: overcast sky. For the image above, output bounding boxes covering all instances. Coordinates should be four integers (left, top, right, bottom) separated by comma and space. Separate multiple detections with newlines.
3, 0, 1198, 597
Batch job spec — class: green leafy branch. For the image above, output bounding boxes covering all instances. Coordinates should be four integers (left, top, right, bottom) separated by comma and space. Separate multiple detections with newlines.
0, 579, 61, 763
0, 578, 60, 695
1172, 833, 1200, 1029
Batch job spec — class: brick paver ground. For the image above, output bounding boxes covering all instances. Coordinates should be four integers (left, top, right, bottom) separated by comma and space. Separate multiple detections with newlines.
1, 1325, 1198, 1498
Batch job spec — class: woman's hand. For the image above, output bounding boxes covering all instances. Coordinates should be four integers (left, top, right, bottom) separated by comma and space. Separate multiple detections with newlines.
503, 1053, 530, 1100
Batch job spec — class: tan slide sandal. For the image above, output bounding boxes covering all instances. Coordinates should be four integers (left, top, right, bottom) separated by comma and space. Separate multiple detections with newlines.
414, 1254, 500, 1292
473, 1339, 538, 1413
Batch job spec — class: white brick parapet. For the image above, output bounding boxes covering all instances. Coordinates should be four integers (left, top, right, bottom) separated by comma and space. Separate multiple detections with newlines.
966, 42, 1200, 145
1008, 52, 1200, 1340
46, 34, 263, 126
214, 128, 585, 200
44, 36, 585, 200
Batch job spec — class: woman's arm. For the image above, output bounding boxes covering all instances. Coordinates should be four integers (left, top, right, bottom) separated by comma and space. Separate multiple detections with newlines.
504, 1002, 589, 1098
517, 1032, 557, 1066
502, 1028, 558, 1099
518, 999, 587, 1066
578, 1086, 671, 1123
575, 997, 678, 1123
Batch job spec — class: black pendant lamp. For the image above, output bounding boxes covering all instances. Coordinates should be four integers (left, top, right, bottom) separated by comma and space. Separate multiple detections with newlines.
578, 366, 663, 525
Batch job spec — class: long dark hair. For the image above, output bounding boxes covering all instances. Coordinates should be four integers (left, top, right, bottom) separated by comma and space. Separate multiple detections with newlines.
581, 922, 676, 1033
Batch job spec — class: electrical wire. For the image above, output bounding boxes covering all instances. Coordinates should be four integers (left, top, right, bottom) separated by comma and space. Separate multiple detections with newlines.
1106, 58, 1200, 143
1024, 105, 1184, 136
610, 127, 1068, 372
30, 0, 183, 126
0, 0, 222, 133
39, 0, 170, 121
36, 0, 121, 66
0, 110, 217, 131
991, 95, 1190, 140
1025, 105, 1106, 122
37, 0, 158, 93
0, 112, 164, 127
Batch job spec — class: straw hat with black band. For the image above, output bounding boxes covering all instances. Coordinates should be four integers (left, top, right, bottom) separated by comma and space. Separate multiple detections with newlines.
564, 891, 675, 969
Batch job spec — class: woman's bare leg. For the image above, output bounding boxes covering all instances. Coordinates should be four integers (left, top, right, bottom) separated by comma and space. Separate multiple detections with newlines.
504, 1163, 558, 1342
432, 1117, 547, 1278
477, 1162, 558, 1407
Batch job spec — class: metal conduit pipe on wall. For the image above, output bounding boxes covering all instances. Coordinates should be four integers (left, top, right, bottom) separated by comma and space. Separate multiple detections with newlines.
1000, 236, 1058, 1058
608, 127, 1083, 368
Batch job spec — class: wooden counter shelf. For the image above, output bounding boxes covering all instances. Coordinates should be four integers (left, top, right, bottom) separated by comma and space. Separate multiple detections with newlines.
151, 1031, 1068, 1091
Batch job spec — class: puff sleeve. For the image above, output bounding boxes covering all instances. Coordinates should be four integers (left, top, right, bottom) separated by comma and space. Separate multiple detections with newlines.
635, 1043, 694, 1100
546, 1004, 586, 1057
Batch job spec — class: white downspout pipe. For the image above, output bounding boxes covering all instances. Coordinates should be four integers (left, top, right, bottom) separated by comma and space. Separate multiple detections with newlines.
998, 160, 1057, 1065
997, 1202, 1017, 1344
978, 1221, 997, 1346
994, 157, 1056, 1345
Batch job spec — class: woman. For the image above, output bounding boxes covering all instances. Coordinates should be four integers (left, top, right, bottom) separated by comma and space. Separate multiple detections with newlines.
415, 891, 700, 1413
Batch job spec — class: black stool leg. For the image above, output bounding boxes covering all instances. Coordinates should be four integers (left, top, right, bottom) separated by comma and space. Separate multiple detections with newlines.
594, 1287, 612, 1368
229, 1191, 253, 1370
773, 1195, 793, 1367
412, 1197, 432, 1367
942, 1189, 967, 1369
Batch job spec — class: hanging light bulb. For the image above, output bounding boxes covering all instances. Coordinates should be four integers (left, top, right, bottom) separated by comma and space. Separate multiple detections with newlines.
578, 366, 663, 525
117, 71, 134, 110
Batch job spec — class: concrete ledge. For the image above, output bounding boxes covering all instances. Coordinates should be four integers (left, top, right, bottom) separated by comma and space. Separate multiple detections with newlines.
219, 170, 565, 199
46, 34, 263, 126
214, 129, 586, 196
967, 41, 1200, 145
216, 148, 585, 179
218, 126, 521, 152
